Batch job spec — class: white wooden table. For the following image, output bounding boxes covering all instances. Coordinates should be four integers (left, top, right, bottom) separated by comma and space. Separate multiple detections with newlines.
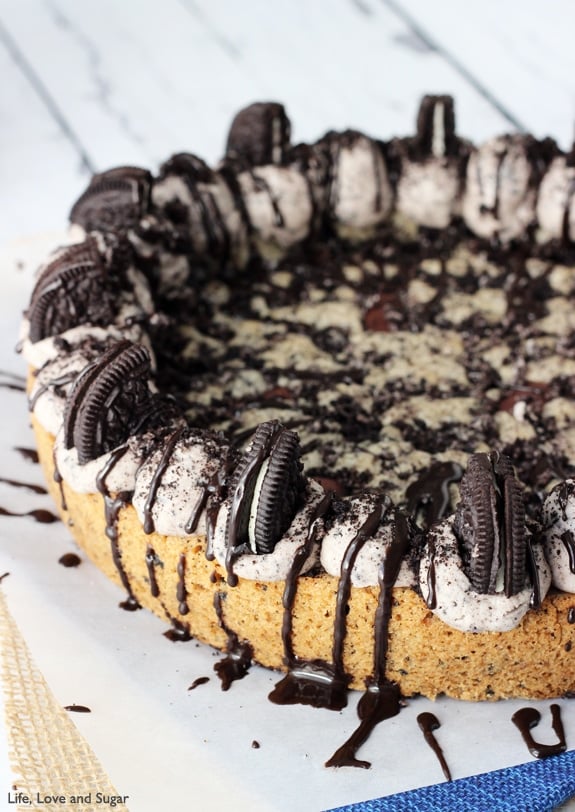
2, 2, 575, 810
2, 0, 575, 246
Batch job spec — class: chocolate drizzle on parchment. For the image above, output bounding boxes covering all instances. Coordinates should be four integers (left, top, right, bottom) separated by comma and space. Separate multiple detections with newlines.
417, 712, 452, 781
512, 704, 567, 759
325, 512, 411, 768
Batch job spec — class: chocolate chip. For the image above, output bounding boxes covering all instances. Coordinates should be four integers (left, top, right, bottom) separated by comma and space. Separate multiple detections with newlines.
27, 239, 116, 343
225, 102, 291, 167
63, 341, 153, 464
70, 166, 151, 232
225, 420, 305, 554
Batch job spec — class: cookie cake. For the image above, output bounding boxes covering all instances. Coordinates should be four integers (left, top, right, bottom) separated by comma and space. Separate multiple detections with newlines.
19, 95, 575, 762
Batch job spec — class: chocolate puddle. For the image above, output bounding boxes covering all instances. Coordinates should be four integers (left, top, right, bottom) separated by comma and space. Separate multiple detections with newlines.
59, 552, 81, 568
163, 619, 192, 642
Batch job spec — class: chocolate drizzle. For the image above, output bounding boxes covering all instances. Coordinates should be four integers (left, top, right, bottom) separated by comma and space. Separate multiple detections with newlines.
213, 592, 253, 690
277, 497, 394, 712
425, 533, 438, 610
562, 174, 575, 242
176, 552, 189, 615
14, 447, 39, 464
28, 371, 77, 413
325, 512, 410, 768
0, 506, 59, 524
511, 704, 567, 758
95, 444, 140, 611
406, 461, 463, 529
142, 426, 185, 534
145, 545, 161, 598
526, 537, 543, 610
268, 492, 350, 709
561, 530, 575, 574
0, 477, 47, 495
417, 712, 452, 781
52, 446, 67, 511
188, 676, 210, 690
0, 370, 26, 392
185, 486, 209, 535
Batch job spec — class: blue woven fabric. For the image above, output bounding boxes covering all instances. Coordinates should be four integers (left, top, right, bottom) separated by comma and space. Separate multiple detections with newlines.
326, 750, 575, 812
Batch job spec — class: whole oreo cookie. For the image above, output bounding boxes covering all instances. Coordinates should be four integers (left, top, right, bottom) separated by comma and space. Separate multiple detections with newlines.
225, 420, 305, 555
70, 166, 152, 233
225, 102, 291, 167
27, 239, 118, 343
454, 452, 527, 596
63, 340, 154, 464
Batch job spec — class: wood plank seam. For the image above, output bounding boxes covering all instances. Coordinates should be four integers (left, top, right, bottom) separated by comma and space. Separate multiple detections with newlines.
380, 0, 528, 133
0, 17, 95, 173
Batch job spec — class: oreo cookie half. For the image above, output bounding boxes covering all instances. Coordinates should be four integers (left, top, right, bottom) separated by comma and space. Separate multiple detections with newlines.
495, 454, 527, 597
454, 452, 527, 596
415, 95, 457, 158
225, 420, 305, 554
63, 340, 153, 464
70, 166, 152, 233
225, 102, 291, 167
27, 239, 116, 343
